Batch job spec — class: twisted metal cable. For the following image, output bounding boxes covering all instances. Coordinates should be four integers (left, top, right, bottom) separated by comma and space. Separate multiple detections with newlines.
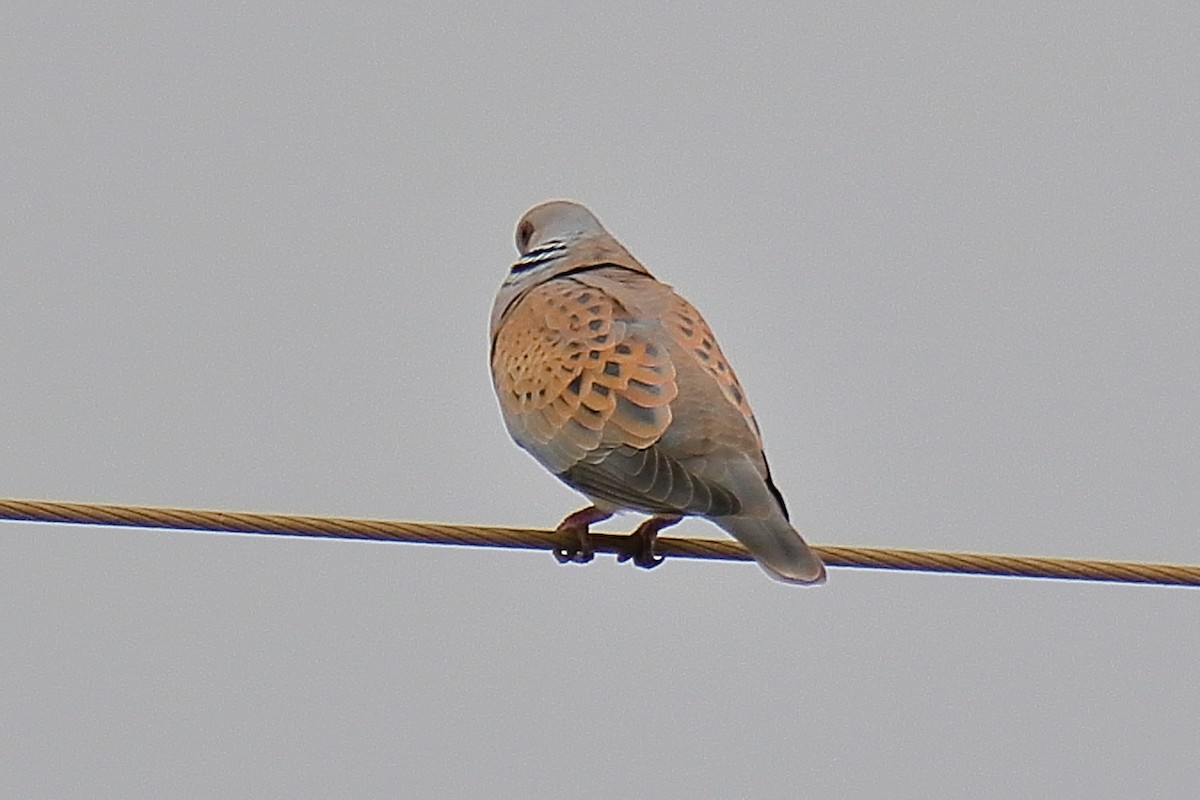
2, 497, 1197, 587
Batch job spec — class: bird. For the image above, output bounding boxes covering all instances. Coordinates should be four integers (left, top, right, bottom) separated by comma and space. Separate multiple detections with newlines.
489, 200, 825, 585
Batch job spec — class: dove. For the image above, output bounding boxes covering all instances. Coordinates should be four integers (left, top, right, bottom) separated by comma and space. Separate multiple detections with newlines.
489, 200, 825, 585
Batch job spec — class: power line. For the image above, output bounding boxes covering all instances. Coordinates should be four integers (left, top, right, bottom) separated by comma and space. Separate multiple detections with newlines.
2, 497, 1196, 587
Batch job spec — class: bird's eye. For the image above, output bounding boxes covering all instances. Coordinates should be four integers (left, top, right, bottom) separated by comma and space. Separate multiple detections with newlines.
516, 220, 534, 251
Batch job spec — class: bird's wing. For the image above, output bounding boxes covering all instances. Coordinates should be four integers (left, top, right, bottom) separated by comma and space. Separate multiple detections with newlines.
491, 272, 746, 517
660, 289, 763, 443
491, 273, 677, 474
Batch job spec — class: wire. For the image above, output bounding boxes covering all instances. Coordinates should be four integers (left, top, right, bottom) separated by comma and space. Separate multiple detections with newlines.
2, 497, 1196, 587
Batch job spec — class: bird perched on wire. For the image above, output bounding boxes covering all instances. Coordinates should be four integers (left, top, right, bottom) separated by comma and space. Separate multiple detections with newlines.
489, 200, 825, 585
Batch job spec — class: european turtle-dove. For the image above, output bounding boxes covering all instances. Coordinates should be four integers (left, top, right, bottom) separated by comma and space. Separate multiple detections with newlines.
489, 200, 825, 585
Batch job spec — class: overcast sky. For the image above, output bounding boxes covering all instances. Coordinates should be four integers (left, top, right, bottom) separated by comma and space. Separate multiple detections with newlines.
3, 4, 1199, 798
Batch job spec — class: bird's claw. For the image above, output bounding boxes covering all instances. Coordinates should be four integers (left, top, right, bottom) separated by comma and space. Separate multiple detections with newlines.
552, 506, 607, 565
615, 534, 664, 569
553, 536, 595, 564
615, 515, 680, 570
552, 509, 679, 571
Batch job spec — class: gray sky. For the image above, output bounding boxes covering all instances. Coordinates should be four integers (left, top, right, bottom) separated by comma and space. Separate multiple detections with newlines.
3, 4, 1198, 798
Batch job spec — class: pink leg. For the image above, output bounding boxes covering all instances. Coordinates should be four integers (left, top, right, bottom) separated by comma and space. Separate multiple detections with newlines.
616, 515, 682, 570
554, 506, 612, 565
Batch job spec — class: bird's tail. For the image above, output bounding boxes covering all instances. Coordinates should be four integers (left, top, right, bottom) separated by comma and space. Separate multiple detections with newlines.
715, 513, 826, 585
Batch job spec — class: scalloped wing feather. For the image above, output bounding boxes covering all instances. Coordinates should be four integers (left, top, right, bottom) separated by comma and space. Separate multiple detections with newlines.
663, 292, 762, 439
491, 278, 678, 475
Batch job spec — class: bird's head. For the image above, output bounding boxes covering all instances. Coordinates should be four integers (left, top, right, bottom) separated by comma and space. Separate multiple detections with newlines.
490, 200, 650, 335
514, 200, 608, 257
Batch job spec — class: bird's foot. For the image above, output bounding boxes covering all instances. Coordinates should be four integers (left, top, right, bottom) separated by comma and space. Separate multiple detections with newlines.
553, 506, 612, 565
616, 515, 682, 570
